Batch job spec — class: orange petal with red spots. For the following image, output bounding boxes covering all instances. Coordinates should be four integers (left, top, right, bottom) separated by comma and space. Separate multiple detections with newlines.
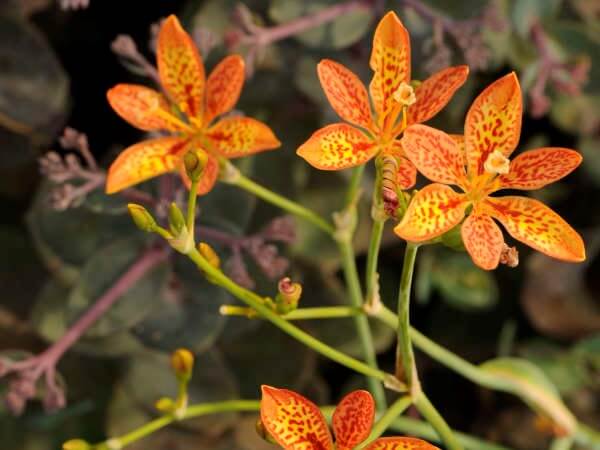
178, 150, 220, 195
482, 196, 585, 262
465, 72, 522, 177
204, 55, 245, 125
381, 141, 417, 189
369, 11, 410, 118
260, 385, 334, 450
332, 390, 375, 450
107, 84, 184, 132
394, 184, 468, 241
318, 59, 374, 130
106, 137, 188, 194
401, 125, 467, 187
365, 437, 440, 450
407, 65, 469, 125
461, 213, 504, 270
157, 15, 205, 121
206, 117, 280, 158
297, 123, 377, 170
497, 147, 582, 191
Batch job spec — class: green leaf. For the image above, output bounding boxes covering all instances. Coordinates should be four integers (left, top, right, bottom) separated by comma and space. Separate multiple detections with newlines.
511, 0, 563, 36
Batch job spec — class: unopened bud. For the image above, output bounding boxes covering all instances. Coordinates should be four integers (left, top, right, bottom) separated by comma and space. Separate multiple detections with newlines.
168, 202, 187, 235
171, 348, 194, 381
275, 277, 302, 314
198, 242, 220, 269
127, 204, 157, 232
62, 439, 91, 450
483, 150, 510, 175
155, 396, 175, 413
183, 149, 209, 182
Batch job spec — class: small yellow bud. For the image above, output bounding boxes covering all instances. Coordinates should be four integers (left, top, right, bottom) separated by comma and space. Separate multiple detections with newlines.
127, 204, 157, 232
62, 439, 91, 450
183, 149, 209, 182
275, 277, 302, 314
483, 150, 510, 175
171, 348, 194, 381
393, 82, 416, 106
198, 242, 220, 269
155, 396, 175, 413
168, 202, 187, 235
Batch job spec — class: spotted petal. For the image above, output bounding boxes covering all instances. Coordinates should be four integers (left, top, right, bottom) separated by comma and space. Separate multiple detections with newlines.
407, 65, 469, 125
107, 84, 184, 132
106, 137, 188, 194
369, 11, 410, 119
157, 15, 205, 121
402, 125, 467, 187
497, 148, 582, 191
461, 213, 504, 270
260, 385, 334, 450
365, 437, 440, 450
297, 123, 377, 170
465, 72, 522, 177
318, 59, 374, 130
204, 55, 245, 125
332, 390, 375, 450
206, 117, 281, 158
483, 196, 585, 262
178, 150, 220, 195
394, 184, 468, 241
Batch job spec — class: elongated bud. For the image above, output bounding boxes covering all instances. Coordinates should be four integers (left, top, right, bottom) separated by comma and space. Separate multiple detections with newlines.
127, 203, 157, 232
275, 277, 302, 314
168, 202, 187, 235
198, 242, 220, 269
183, 149, 209, 182
171, 348, 194, 382
62, 439, 91, 450
155, 396, 175, 413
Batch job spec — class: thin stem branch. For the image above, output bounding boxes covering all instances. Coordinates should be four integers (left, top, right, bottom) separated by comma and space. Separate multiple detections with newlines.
359, 395, 412, 448
414, 392, 463, 450
365, 217, 385, 307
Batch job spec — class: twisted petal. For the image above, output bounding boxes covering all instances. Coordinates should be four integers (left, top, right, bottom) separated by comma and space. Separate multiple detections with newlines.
332, 390, 374, 450
365, 437, 440, 450
407, 65, 469, 125
260, 386, 334, 450
297, 123, 377, 170
178, 150, 220, 195
497, 147, 582, 191
106, 137, 188, 194
107, 84, 184, 132
382, 141, 417, 189
157, 15, 205, 120
483, 196, 585, 262
204, 55, 245, 125
394, 184, 468, 241
206, 117, 281, 158
369, 11, 410, 118
461, 213, 504, 270
465, 72, 522, 177
318, 59, 374, 130
401, 125, 467, 187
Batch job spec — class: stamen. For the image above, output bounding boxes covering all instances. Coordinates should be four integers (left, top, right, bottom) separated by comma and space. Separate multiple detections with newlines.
393, 82, 416, 107
483, 150, 510, 175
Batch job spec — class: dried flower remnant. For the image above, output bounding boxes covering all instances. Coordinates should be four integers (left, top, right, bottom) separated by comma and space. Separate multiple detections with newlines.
396, 73, 585, 270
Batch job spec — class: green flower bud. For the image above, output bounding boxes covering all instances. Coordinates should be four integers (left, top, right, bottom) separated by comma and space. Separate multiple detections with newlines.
127, 204, 156, 232
171, 348, 194, 381
183, 149, 209, 182
168, 202, 187, 236
155, 396, 175, 413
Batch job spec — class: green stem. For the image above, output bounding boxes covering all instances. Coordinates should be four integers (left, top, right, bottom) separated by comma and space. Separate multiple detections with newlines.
359, 395, 412, 448
365, 218, 385, 308
344, 164, 365, 206
186, 178, 199, 233
395, 243, 419, 388
575, 424, 600, 450
284, 306, 361, 320
414, 392, 463, 450
550, 436, 574, 450
230, 171, 335, 235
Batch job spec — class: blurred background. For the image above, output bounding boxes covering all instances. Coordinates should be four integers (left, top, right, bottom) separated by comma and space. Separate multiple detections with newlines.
0, 0, 599, 449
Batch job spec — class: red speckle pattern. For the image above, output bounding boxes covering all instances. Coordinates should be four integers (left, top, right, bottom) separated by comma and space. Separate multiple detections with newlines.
497, 147, 582, 190
157, 15, 205, 120
461, 213, 504, 270
207, 117, 281, 158
318, 59, 374, 130
260, 386, 334, 450
204, 55, 245, 125
332, 390, 375, 450
401, 125, 467, 187
297, 123, 377, 170
465, 73, 522, 177
407, 65, 469, 125
394, 183, 468, 241
365, 437, 440, 450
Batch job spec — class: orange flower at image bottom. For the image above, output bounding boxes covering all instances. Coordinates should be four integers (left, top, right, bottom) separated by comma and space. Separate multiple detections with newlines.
105, 15, 280, 196
297, 11, 468, 191
260, 385, 438, 450
395, 72, 585, 270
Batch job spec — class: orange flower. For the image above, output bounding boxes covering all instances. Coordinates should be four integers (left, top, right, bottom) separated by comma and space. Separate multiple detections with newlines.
297, 11, 468, 190
260, 385, 438, 450
395, 73, 585, 270
105, 15, 280, 195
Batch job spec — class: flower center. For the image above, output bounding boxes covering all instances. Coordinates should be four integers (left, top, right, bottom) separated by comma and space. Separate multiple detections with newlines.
392, 82, 416, 107
483, 150, 510, 175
